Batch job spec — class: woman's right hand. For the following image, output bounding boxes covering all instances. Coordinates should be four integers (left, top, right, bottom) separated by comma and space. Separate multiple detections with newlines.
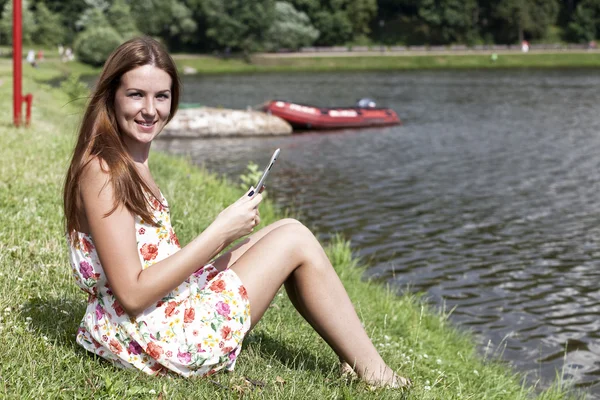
211, 188, 263, 244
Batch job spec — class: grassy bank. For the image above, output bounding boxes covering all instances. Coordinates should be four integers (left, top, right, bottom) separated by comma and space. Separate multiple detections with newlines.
0, 70, 581, 399
176, 52, 600, 73
2, 50, 599, 83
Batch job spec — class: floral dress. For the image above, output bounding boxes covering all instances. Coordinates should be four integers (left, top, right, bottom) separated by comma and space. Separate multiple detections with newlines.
68, 193, 251, 377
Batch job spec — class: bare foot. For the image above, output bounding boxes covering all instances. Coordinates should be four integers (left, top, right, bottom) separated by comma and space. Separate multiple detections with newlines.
340, 361, 411, 389
339, 361, 357, 379
363, 366, 412, 389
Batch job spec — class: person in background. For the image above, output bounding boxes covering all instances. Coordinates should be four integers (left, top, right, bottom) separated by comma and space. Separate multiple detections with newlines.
26, 49, 36, 68
63, 36, 411, 389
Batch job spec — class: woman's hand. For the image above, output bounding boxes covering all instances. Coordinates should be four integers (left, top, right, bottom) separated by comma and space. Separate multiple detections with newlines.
211, 188, 263, 244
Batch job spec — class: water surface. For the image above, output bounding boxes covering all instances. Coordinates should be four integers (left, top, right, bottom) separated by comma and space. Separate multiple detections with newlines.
155, 69, 600, 397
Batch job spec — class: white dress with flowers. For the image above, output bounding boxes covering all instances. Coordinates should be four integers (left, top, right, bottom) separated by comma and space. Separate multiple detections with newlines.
68, 193, 251, 377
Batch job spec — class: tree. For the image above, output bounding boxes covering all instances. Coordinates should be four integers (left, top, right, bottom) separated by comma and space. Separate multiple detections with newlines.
203, 0, 276, 55
74, 25, 123, 65
418, 0, 479, 44
30, 0, 87, 43
290, 0, 376, 44
130, 0, 197, 47
32, 2, 66, 46
493, 0, 559, 43
76, 0, 110, 31
347, 0, 377, 37
107, 0, 139, 39
265, 2, 319, 50
0, 0, 36, 45
312, 10, 353, 44
566, 0, 600, 42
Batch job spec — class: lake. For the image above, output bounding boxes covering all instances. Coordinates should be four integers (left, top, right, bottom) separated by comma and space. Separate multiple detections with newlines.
154, 69, 600, 398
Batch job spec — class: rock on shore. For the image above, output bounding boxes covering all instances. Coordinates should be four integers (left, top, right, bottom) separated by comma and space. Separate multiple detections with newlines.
161, 107, 292, 138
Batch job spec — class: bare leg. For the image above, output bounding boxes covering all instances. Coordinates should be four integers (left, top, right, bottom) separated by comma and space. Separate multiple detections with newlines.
211, 218, 302, 272
214, 219, 354, 375
229, 222, 410, 387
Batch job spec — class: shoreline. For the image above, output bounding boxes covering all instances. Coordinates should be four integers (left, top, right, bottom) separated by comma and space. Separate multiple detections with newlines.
2, 50, 600, 84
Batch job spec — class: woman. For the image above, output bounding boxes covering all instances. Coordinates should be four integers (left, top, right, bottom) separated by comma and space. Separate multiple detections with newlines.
63, 36, 410, 387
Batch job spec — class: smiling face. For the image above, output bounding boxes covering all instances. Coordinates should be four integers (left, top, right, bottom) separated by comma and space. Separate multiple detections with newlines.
114, 64, 172, 151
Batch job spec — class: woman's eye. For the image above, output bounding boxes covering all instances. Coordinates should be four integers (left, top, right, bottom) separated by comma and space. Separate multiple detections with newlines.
158, 94, 169, 100
128, 92, 142, 98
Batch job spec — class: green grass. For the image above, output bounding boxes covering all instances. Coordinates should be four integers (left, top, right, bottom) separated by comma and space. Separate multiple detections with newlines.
0, 68, 584, 399
176, 52, 600, 73
1, 51, 599, 84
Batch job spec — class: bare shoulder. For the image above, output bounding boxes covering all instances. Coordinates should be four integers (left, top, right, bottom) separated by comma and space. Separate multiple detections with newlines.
80, 156, 111, 195
80, 156, 116, 212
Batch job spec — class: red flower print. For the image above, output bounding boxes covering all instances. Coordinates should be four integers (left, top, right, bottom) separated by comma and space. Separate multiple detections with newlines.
221, 325, 232, 340
138, 227, 146, 235
164, 301, 177, 318
215, 301, 230, 317
169, 229, 180, 247
166, 350, 173, 358
184, 307, 195, 323
112, 300, 125, 317
149, 362, 165, 373
209, 279, 226, 293
238, 285, 248, 300
109, 338, 123, 354
146, 342, 164, 359
206, 270, 219, 281
82, 237, 94, 253
221, 346, 233, 354
140, 243, 159, 261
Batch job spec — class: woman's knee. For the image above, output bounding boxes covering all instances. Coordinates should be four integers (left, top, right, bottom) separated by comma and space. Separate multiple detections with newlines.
271, 222, 323, 259
267, 217, 303, 230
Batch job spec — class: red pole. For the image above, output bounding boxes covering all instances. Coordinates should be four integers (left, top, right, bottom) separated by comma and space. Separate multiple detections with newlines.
13, 0, 22, 127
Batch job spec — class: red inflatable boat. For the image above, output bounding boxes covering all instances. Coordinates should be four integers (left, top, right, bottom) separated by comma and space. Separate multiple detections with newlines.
263, 100, 401, 130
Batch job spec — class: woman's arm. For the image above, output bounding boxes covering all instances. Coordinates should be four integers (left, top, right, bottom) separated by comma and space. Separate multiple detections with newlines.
81, 158, 262, 316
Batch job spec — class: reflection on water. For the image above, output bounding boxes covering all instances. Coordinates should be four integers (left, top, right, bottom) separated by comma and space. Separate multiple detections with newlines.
155, 69, 600, 398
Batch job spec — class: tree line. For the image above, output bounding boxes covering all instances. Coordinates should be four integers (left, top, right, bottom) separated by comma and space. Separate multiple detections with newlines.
1, 0, 599, 62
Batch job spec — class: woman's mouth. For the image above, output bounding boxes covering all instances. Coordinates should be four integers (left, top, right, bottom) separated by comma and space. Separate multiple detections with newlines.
135, 120, 156, 127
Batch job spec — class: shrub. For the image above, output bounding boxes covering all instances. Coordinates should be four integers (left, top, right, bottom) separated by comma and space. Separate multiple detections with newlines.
60, 74, 89, 103
74, 27, 123, 66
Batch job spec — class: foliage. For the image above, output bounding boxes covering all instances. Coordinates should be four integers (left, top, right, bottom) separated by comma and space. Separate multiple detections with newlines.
2, 0, 600, 50
106, 0, 138, 39
32, 3, 66, 47
265, 2, 319, 51
203, 0, 276, 55
60, 73, 89, 102
73, 26, 122, 66
492, 0, 560, 43
0, 0, 36, 45
75, 0, 110, 31
239, 161, 262, 191
129, 0, 197, 46
347, 0, 378, 37
418, 0, 478, 44
566, 0, 600, 42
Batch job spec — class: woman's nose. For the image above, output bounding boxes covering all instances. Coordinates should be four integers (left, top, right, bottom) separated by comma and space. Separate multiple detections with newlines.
141, 98, 156, 116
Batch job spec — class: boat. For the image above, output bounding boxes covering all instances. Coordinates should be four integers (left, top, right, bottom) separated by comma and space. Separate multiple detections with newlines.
262, 100, 401, 130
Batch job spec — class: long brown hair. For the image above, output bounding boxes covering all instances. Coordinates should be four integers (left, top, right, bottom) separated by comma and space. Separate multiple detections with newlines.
64, 36, 181, 241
